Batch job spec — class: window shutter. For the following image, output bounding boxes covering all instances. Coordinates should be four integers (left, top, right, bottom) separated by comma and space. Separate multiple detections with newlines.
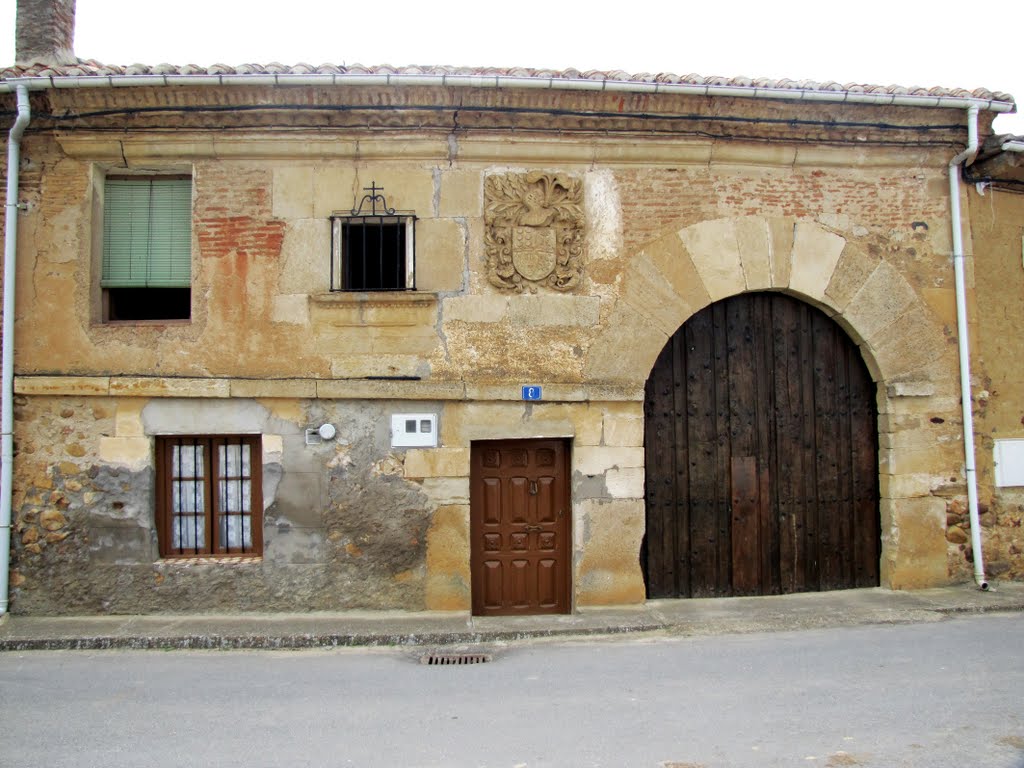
102, 178, 192, 288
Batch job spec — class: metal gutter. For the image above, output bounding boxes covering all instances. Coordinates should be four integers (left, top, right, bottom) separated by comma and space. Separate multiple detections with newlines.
0, 72, 1016, 114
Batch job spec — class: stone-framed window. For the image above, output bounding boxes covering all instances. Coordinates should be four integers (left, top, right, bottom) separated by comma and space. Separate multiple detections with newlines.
330, 214, 416, 291
155, 435, 263, 558
101, 175, 192, 322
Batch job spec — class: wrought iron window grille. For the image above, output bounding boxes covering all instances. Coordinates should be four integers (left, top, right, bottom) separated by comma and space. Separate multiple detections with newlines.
331, 182, 416, 292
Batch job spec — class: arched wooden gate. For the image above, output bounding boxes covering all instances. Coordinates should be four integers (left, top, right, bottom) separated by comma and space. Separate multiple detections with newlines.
643, 292, 880, 598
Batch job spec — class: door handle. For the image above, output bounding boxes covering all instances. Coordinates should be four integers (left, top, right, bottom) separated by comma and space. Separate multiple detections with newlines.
523, 524, 543, 532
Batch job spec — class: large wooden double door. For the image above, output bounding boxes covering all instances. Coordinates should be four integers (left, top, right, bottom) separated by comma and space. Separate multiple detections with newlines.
470, 439, 571, 616
643, 292, 880, 598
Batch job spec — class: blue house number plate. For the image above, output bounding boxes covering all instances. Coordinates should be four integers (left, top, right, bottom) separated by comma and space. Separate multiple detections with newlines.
521, 385, 542, 401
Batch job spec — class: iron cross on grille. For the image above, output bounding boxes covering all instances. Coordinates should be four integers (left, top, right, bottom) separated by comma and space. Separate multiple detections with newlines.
351, 181, 396, 216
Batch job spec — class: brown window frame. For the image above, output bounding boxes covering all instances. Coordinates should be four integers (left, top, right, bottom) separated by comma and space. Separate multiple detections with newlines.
330, 214, 417, 292
155, 435, 263, 558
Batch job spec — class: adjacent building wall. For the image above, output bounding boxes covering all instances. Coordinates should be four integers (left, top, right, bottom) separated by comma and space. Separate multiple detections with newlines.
966, 185, 1024, 581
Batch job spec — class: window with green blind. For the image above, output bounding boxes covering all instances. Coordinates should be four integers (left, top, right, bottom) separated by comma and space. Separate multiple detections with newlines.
102, 177, 191, 287
101, 176, 192, 321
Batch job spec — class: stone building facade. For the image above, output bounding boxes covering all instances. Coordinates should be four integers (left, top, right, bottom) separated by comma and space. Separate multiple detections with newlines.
2, 31, 1023, 614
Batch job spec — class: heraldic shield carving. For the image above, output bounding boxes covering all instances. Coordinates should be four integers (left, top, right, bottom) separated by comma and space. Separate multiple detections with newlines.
484, 173, 584, 292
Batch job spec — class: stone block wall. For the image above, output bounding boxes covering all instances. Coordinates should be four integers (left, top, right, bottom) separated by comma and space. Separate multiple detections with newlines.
5, 83, 1020, 615
9, 392, 647, 614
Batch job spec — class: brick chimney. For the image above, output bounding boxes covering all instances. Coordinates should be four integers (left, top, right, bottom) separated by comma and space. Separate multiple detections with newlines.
16, 0, 77, 66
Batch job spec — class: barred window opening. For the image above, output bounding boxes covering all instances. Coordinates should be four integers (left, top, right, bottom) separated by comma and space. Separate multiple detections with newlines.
331, 215, 416, 291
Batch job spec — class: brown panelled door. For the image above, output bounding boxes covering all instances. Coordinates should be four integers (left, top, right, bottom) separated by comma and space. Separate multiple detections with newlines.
643, 292, 880, 598
470, 439, 571, 616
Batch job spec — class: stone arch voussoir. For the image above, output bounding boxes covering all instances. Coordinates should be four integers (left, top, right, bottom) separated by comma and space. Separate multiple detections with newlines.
586, 216, 947, 389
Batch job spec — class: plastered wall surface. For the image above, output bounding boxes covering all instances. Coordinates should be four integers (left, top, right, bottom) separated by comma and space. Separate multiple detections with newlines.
4, 83, 1017, 614
963, 187, 1024, 581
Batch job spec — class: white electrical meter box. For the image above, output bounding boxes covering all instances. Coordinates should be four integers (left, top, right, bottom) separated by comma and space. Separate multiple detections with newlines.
391, 413, 438, 448
994, 439, 1024, 487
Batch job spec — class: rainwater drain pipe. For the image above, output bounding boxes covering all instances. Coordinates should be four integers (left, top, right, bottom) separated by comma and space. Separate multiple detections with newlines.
1, 84, 30, 616
948, 105, 988, 591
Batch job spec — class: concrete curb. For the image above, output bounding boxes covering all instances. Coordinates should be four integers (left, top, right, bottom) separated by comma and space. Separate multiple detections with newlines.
2, 585, 1022, 652
0, 623, 666, 652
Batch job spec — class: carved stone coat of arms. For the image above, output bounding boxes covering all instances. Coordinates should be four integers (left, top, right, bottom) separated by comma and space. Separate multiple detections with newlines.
484, 173, 584, 292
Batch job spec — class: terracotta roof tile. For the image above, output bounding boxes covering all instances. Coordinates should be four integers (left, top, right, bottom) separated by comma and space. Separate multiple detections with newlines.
0, 59, 1015, 105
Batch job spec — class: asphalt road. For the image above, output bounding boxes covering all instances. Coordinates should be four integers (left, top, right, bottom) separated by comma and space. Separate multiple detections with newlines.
2, 612, 1022, 768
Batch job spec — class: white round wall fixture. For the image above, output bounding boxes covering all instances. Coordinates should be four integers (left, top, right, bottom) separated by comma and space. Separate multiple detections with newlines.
318, 423, 337, 441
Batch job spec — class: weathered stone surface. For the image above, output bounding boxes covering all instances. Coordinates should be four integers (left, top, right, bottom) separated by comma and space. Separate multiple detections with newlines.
573, 446, 644, 476
98, 437, 151, 470
602, 409, 644, 447
114, 400, 146, 438
109, 378, 231, 399
885, 497, 949, 589
311, 165, 358, 218
604, 467, 645, 499
505, 295, 601, 328
886, 380, 937, 398
142, 399, 271, 435
271, 294, 310, 326
420, 477, 470, 506
438, 169, 482, 218
640, 233, 711, 319
277, 218, 330, 294
620, 251, 693, 336
328, 354, 425, 379
575, 499, 646, 606
825, 242, 880, 311
736, 216, 774, 290
845, 261, 919, 342
403, 448, 470, 479
440, 402, 570, 445
425, 505, 471, 611
15, 376, 110, 396
585, 304, 667, 385
946, 525, 969, 544
354, 168, 435, 220
39, 509, 68, 531
870, 305, 948, 380
272, 166, 314, 219
768, 218, 797, 288
230, 379, 317, 399
585, 169, 623, 263
788, 222, 846, 301
443, 295, 509, 324
680, 218, 745, 301
416, 218, 465, 292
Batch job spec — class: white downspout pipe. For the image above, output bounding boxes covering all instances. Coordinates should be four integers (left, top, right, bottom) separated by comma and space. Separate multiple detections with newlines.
1, 85, 31, 616
948, 105, 988, 590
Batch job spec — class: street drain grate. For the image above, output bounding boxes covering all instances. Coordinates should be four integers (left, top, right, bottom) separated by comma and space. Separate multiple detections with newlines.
420, 652, 493, 666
